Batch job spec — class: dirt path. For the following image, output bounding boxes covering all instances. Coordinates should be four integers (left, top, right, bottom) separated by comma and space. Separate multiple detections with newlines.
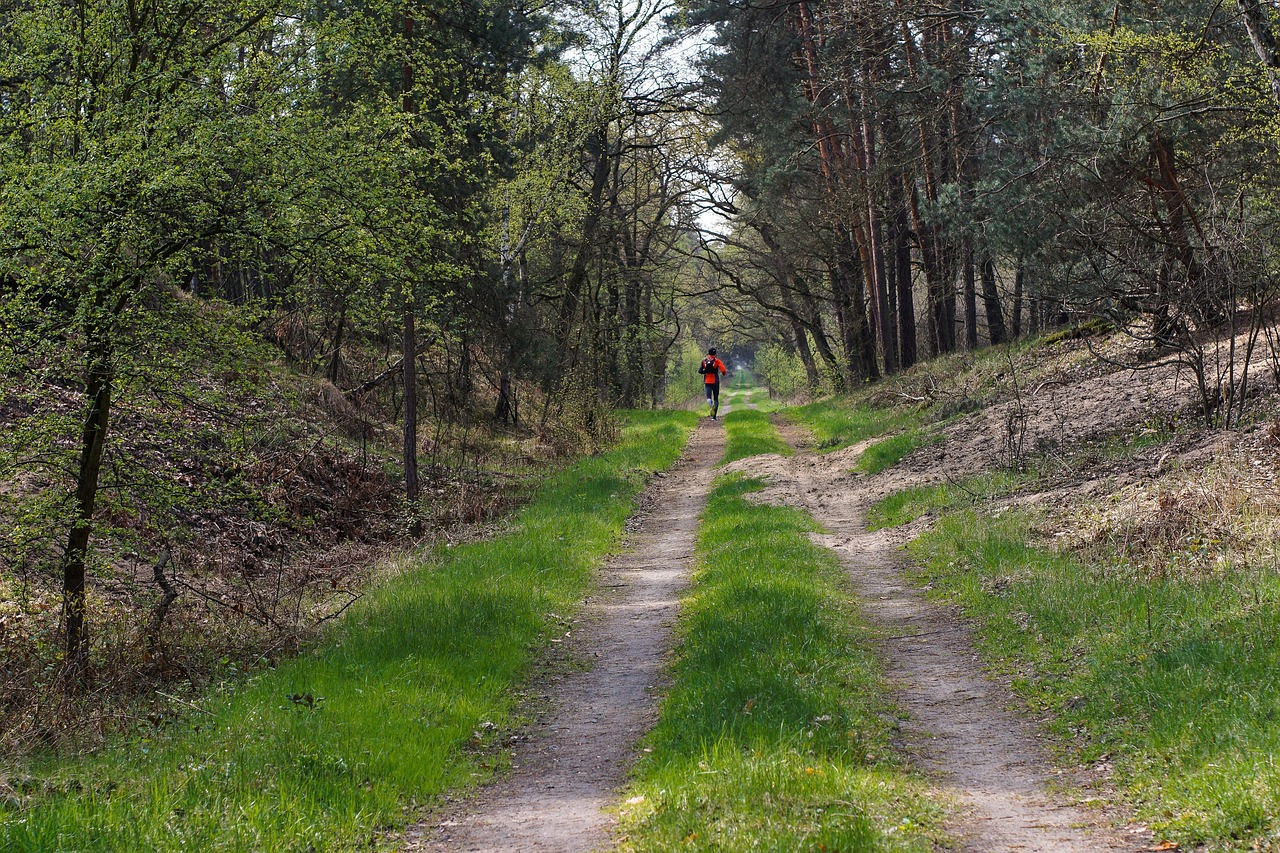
728, 419, 1152, 853
407, 419, 724, 853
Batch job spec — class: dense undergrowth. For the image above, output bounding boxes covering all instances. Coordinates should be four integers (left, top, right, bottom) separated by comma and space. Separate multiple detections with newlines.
0, 409, 697, 851
617, 473, 943, 852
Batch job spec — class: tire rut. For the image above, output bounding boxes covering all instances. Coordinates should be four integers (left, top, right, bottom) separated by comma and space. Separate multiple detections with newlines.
733, 420, 1151, 853
407, 419, 724, 853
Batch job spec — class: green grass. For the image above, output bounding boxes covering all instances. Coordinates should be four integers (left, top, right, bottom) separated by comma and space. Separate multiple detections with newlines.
0, 409, 698, 852
866, 471, 1028, 530
788, 398, 920, 452
747, 390, 783, 412
721, 409, 792, 465
906, 508, 1280, 850
855, 430, 936, 475
616, 474, 944, 852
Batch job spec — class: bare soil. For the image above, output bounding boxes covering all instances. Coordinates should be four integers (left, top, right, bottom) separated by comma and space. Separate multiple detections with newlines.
404, 419, 725, 852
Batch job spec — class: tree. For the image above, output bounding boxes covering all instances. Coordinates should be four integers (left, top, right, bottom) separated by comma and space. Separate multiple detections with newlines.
0, 0, 301, 679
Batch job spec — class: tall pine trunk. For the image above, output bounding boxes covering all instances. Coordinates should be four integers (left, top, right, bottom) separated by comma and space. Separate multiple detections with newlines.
1011, 265, 1024, 339
962, 239, 978, 350
981, 254, 1007, 345
890, 184, 917, 370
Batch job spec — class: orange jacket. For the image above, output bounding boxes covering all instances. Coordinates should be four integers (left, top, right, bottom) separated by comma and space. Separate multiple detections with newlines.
700, 356, 727, 384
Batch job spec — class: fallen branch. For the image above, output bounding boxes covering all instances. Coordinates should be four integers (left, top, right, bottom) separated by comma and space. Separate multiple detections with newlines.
344, 334, 438, 398
156, 690, 214, 716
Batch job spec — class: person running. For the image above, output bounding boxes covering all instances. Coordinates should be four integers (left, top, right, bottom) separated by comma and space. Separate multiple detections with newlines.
698, 347, 728, 419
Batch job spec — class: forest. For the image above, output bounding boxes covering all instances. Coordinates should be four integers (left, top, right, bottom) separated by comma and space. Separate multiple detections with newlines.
3, 0, 1280, 849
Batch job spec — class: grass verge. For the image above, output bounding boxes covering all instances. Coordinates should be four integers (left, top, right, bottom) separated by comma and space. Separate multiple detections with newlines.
902, 506, 1280, 850
616, 474, 944, 852
0, 409, 698, 852
721, 409, 792, 465
865, 471, 1028, 530
855, 430, 936, 475
788, 398, 919, 452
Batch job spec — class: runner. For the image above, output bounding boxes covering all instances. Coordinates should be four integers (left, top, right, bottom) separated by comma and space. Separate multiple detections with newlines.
698, 347, 728, 419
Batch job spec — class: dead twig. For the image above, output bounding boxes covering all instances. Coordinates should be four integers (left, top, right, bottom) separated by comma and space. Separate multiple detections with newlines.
145, 548, 178, 651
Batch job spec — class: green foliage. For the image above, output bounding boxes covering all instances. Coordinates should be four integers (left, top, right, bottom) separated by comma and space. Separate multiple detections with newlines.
754, 343, 808, 400
0, 411, 698, 851
665, 338, 711, 405
617, 474, 943, 851
720, 410, 791, 464
908, 508, 1280, 849
0, 0, 486, 677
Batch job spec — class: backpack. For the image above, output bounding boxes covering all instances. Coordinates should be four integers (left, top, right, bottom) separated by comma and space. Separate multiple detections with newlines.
699, 357, 716, 376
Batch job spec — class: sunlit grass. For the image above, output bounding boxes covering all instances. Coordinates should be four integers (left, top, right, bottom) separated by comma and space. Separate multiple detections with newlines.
616, 475, 944, 852
721, 409, 791, 464
0, 410, 699, 852
906, 506, 1280, 850
788, 398, 920, 452
855, 429, 937, 474
866, 471, 1029, 530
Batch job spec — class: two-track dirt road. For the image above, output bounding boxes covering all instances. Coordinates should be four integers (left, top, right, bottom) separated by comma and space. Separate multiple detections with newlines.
407, 414, 1149, 852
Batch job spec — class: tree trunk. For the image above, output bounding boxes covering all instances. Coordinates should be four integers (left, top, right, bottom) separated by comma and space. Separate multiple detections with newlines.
869, 209, 898, 375
1239, 0, 1280, 105
909, 185, 956, 355
962, 239, 978, 350
494, 364, 515, 424
402, 299, 419, 502
62, 351, 113, 681
557, 128, 612, 371
981, 254, 1007, 345
1150, 130, 1218, 327
890, 190, 917, 370
1011, 265, 1024, 339
833, 230, 879, 383
326, 311, 345, 384
401, 11, 419, 505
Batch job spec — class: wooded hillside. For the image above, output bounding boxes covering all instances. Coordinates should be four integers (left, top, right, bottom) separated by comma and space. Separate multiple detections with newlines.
4, 0, 1280, 761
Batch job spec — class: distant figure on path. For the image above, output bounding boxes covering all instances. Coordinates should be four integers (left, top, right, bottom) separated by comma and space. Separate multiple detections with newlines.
699, 347, 728, 419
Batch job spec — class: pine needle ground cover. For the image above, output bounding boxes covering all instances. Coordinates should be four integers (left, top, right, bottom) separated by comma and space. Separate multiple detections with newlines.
617, 474, 943, 852
0, 410, 697, 852
883, 499, 1280, 850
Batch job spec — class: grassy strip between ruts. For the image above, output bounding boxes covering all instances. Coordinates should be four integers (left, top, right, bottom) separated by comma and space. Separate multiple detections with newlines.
0, 409, 698, 852
890, 502, 1280, 850
788, 398, 920, 452
616, 474, 944, 852
720, 409, 792, 465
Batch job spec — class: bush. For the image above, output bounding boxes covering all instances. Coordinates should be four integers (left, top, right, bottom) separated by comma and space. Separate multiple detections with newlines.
664, 338, 708, 405
755, 343, 807, 399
